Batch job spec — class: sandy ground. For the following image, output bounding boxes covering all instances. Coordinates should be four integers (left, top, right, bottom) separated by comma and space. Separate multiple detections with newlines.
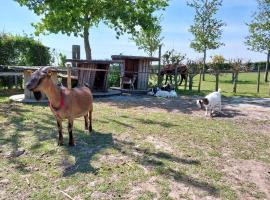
97, 94, 270, 121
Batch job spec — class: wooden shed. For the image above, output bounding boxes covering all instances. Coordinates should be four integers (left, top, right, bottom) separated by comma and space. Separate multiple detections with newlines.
66, 59, 121, 92
111, 55, 159, 91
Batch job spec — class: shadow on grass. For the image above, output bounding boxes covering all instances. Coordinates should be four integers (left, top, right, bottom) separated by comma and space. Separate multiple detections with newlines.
113, 138, 219, 197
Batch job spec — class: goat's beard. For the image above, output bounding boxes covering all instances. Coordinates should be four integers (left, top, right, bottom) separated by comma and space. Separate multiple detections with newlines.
33, 91, 42, 101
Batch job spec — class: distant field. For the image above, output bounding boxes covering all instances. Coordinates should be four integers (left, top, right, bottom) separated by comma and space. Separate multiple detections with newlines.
150, 72, 270, 98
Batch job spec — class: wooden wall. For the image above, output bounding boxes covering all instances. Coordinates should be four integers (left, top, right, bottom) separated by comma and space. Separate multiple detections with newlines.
120, 59, 150, 90
137, 59, 150, 90
77, 63, 109, 92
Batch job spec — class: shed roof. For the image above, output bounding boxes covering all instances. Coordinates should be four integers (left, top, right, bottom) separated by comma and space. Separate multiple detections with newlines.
65, 59, 123, 64
111, 55, 160, 61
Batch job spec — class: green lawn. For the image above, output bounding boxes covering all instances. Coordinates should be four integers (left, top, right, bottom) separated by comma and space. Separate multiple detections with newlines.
0, 95, 269, 199
150, 72, 270, 98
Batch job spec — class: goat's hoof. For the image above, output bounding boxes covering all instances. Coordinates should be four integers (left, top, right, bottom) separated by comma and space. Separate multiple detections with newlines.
69, 142, 75, 146
58, 141, 64, 146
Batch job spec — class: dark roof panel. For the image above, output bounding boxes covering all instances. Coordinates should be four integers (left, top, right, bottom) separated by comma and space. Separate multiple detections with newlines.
111, 55, 160, 61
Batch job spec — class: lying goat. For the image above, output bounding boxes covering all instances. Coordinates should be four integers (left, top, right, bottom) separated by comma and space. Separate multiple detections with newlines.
196, 89, 221, 117
148, 84, 177, 98
26, 66, 93, 146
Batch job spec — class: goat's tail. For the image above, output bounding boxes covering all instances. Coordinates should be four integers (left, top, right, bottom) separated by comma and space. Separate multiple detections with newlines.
218, 88, 221, 93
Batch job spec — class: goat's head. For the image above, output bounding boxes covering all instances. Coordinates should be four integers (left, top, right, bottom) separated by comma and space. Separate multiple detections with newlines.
26, 66, 57, 100
196, 98, 209, 109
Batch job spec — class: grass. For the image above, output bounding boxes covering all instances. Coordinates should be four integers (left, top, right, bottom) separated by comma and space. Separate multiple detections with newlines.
150, 72, 270, 98
0, 95, 269, 199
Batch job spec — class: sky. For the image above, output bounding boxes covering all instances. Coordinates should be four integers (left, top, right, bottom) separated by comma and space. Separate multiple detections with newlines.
0, 0, 267, 63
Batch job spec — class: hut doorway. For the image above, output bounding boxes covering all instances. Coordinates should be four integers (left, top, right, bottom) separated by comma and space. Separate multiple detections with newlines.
93, 64, 107, 91
123, 59, 139, 89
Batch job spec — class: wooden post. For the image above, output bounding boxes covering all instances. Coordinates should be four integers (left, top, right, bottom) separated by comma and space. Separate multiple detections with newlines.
257, 65, 261, 93
15, 75, 18, 89
157, 45, 162, 87
265, 49, 270, 82
72, 45, 80, 68
67, 64, 72, 89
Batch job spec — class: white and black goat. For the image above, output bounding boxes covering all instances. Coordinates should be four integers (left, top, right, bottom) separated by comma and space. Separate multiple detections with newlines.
148, 84, 177, 98
196, 89, 222, 117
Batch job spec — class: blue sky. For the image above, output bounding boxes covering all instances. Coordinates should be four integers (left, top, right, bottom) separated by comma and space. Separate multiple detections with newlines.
0, 0, 266, 63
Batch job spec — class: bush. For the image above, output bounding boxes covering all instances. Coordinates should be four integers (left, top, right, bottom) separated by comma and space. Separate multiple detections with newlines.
0, 32, 52, 65
108, 64, 120, 87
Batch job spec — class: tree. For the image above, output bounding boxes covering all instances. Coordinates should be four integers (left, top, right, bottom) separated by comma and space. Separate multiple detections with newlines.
131, 24, 163, 57
209, 55, 225, 91
229, 58, 244, 93
187, 0, 225, 81
15, 0, 169, 60
245, 0, 270, 82
186, 59, 201, 91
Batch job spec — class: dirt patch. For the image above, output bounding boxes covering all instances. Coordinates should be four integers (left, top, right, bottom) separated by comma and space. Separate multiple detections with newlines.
97, 95, 270, 121
146, 136, 173, 153
223, 159, 270, 199
168, 180, 221, 200
125, 177, 161, 200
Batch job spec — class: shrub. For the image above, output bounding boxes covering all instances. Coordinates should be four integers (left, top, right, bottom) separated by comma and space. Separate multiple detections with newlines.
0, 32, 52, 66
108, 64, 120, 87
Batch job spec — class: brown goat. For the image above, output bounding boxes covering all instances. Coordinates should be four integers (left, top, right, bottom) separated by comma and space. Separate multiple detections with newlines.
26, 66, 93, 146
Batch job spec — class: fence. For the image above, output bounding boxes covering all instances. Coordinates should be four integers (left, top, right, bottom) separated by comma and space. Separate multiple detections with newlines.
0, 66, 269, 97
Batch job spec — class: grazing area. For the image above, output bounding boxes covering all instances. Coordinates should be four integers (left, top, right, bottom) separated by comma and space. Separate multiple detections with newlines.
149, 72, 270, 98
0, 94, 269, 200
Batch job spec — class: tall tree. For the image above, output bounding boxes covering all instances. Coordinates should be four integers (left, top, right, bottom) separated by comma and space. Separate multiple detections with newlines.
187, 0, 225, 81
245, 0, 270, 82
131, 24, 163, 57
15, 0, 168, 60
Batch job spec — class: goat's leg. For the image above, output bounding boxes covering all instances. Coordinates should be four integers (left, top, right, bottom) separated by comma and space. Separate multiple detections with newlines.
89, 110, 92, 133
170, 75, 173, 84
84, 114, 89, 130
179, 75, 184, 86
68, 119, 74, 146
56, 118, 63, 146
165, 75, 168, 84
205, 107, 208, 116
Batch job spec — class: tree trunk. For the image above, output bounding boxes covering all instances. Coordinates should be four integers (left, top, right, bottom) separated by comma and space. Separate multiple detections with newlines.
83, 27, 92, 60
265, 49, 270, 82
189, 75, 193, 91
215, 73, 219, 91
198, 69, 202, 92
257, 65, 261, 93
233, 71, 238, 93
157, 45, 162, 87
202, 48, 207, 81
232, 72, 235, 83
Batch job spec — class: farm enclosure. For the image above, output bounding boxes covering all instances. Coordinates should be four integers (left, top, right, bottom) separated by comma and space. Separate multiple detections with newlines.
0, 94, 269, 199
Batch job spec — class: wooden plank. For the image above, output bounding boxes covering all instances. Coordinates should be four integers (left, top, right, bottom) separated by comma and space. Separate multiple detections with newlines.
0, 72, 23, 76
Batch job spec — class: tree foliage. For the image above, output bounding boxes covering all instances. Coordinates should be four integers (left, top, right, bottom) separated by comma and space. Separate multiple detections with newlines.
15, 0, 169, 59
162, 49, 186, 65
131, 24, 163, 57
245, 0, 270, 53
187, 0, 225, 53
0, 32, 51, 66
